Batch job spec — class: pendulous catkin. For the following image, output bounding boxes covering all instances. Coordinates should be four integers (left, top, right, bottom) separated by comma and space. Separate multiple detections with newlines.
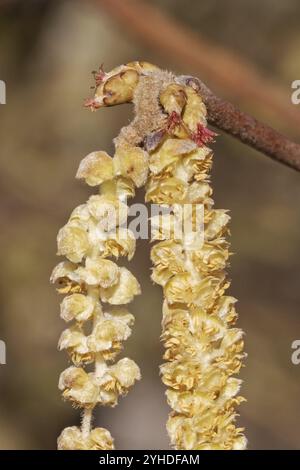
50, 65, 151, 448
146, 82, 247, 450
52, 61, 246, 450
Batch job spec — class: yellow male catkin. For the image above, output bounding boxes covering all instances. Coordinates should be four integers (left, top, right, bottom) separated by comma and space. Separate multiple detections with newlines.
56, 61, 246, 450
146, 81, 247, 451
50, 65, 151, 450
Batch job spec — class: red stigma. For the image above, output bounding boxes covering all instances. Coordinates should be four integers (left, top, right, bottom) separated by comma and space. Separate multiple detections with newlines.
167, 111, 182, 132
84, 98, 101, 111
92, 64, 106, 87
192, 123, 217, 147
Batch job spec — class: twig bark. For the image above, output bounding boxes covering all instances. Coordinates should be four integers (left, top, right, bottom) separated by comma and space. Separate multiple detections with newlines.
94, 0, 300, 171
185, 77, 300, 171
96, 0, 300, 131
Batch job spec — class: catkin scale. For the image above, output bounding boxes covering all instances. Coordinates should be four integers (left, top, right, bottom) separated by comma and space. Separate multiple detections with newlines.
53, 61, 246, 450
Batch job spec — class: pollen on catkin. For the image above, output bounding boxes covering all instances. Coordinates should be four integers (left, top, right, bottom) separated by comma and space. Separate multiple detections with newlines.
57, 60, 247, 450
146, 73, 247, 451
51, 67, 149, 448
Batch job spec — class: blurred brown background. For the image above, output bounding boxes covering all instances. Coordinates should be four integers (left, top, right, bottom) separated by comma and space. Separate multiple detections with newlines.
0, 0, 300, 450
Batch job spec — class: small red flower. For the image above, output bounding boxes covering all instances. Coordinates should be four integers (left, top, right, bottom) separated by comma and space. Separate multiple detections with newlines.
92, 64, 106, 87
84, 98, 101, 111
192, 123, 217, 147
166, 111, 182, 132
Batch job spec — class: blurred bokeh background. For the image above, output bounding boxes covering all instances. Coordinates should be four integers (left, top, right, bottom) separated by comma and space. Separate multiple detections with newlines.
0, 0, 300, 450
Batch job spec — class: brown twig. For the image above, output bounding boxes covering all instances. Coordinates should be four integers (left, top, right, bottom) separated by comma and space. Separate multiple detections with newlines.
94, 0, 300, 171
96, 0, 300, 131
210, 98, 300, 172
180, 76, 300, 171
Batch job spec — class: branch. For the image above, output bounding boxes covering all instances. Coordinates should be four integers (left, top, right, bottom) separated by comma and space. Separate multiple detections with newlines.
187, 77, 300, 171
96, 0, 300, 132
93, 0, 300, 172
